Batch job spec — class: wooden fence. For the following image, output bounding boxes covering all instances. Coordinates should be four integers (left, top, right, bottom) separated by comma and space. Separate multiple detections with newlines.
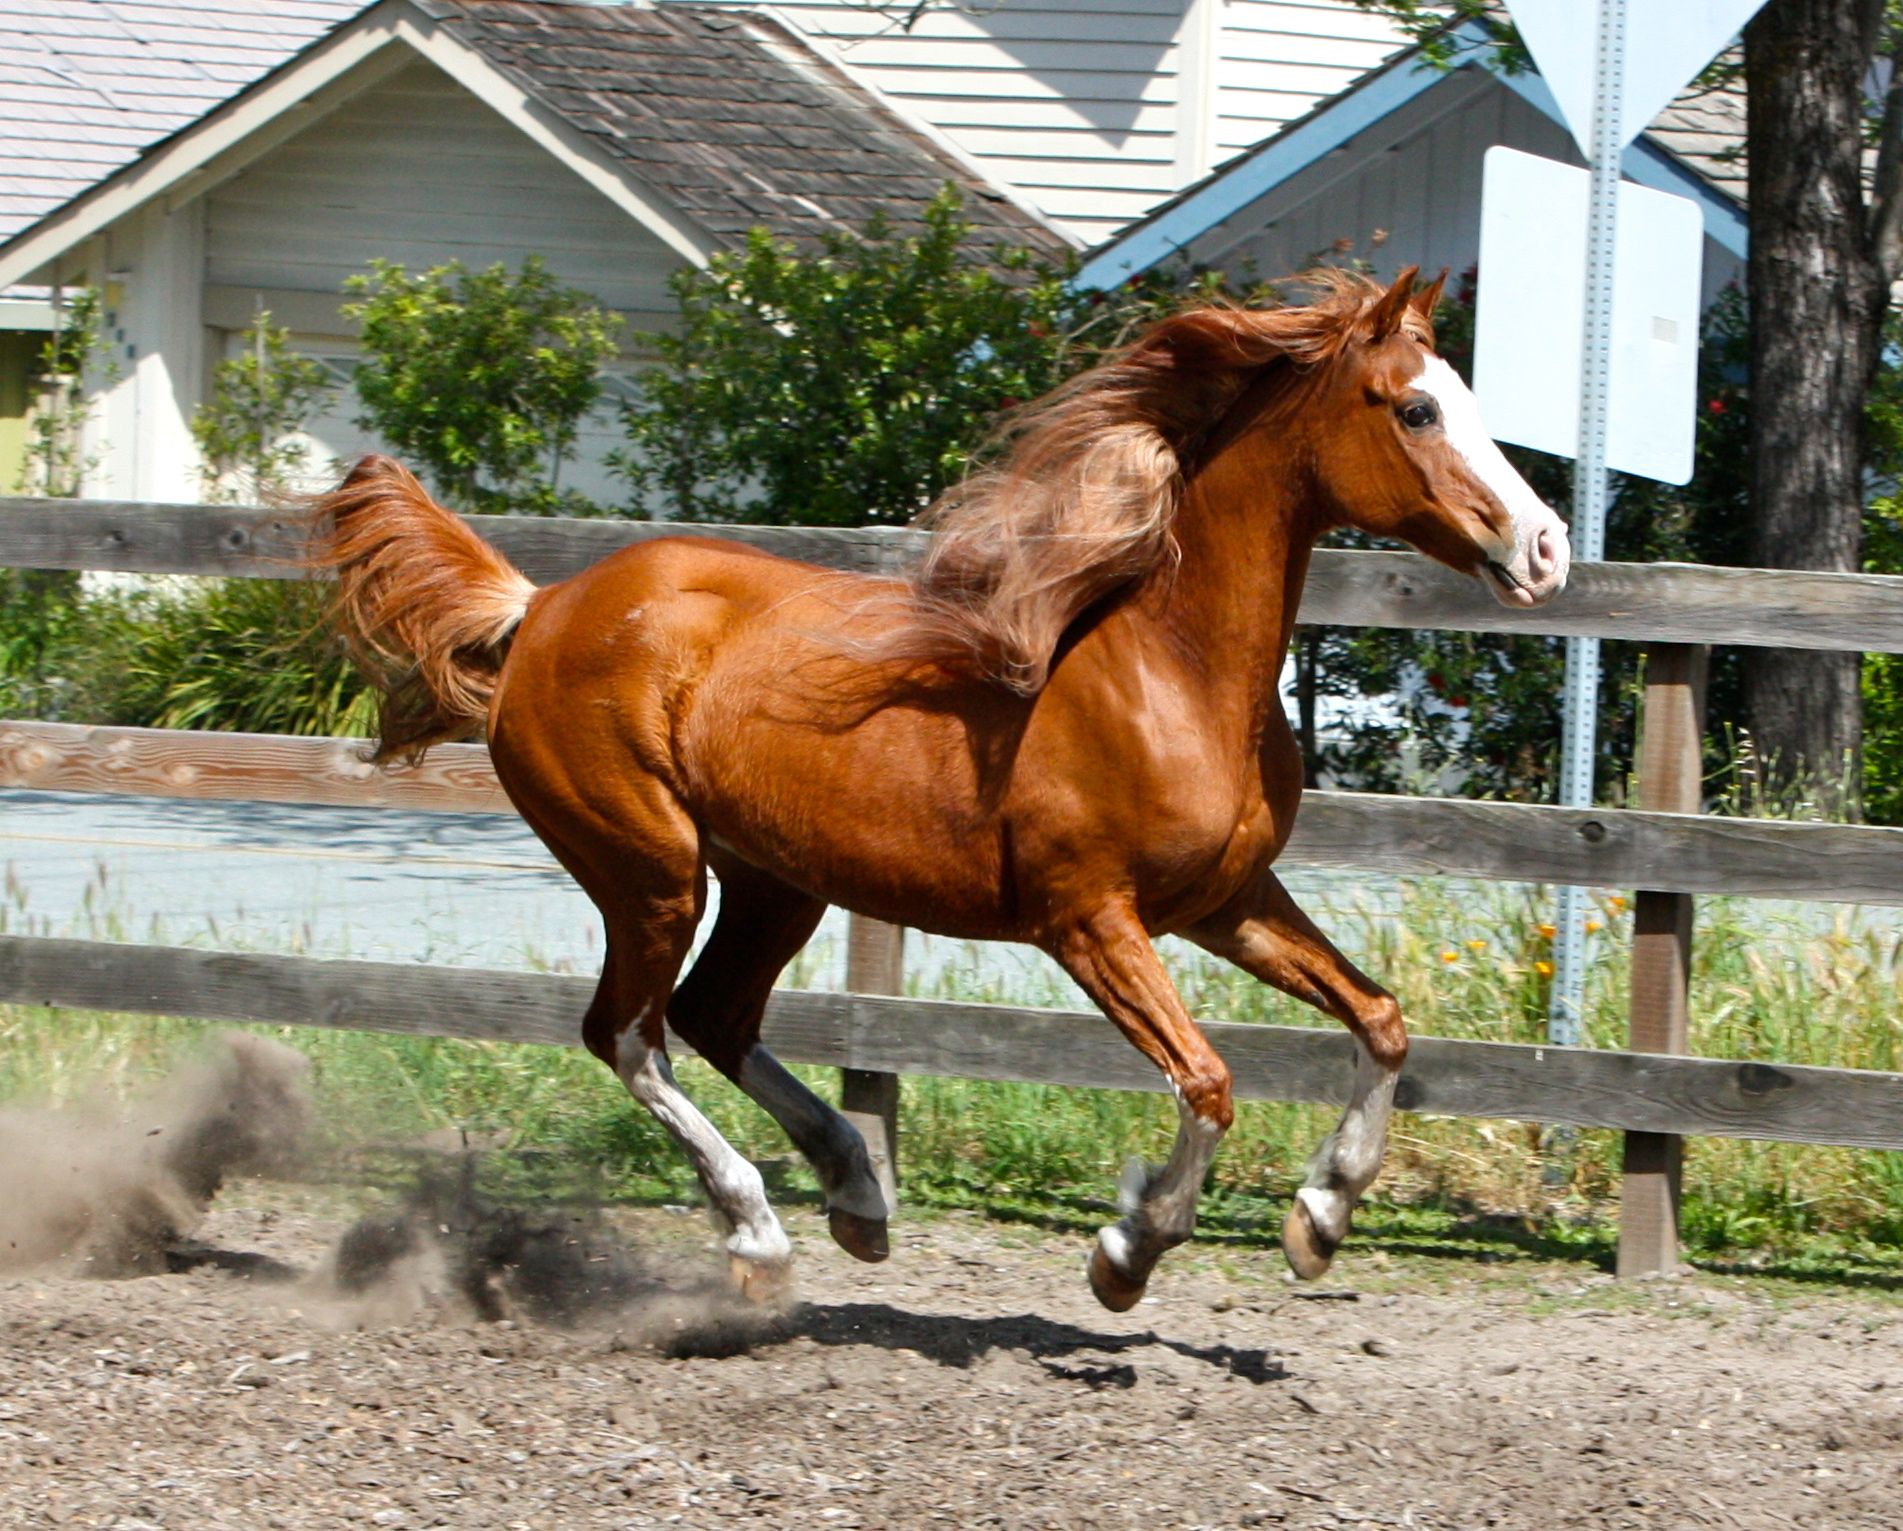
3, 495, 1902, 1281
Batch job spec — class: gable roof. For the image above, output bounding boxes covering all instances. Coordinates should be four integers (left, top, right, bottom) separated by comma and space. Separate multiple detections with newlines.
415, 1, 1068, 254
0, 0, 363, 245
0, 0, 1069, 290
1075, 24, 1749, 291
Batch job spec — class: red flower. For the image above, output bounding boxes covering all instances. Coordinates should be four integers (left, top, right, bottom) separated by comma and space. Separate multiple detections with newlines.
1707, 398, 1727, 415
1027, 321, 1048, 338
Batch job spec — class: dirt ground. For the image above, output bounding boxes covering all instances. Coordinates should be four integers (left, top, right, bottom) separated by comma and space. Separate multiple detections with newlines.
0, 1183, 1898, 1531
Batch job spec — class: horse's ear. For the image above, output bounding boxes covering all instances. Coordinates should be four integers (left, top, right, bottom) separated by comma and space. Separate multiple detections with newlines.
1410, 268, 1449, 320
1368, 266, 1420, 339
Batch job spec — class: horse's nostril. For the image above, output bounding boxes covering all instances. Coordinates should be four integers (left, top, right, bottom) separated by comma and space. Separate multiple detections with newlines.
1530, 526, 1559, 578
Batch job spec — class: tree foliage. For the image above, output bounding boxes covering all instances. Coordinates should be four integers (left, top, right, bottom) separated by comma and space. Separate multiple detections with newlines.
344, 256, 622, 515
15, 286, 117, 499
190, 309, 335, 503
3, 287, 121, 716
613, 188, 1140, 525
1346, 0, 1903, 807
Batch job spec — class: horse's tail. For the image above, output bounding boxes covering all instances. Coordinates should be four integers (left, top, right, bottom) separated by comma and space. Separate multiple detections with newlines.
307, 454, 538, 763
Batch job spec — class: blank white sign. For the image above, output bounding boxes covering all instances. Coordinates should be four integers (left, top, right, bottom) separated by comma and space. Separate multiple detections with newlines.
1473, 146, 1705, 485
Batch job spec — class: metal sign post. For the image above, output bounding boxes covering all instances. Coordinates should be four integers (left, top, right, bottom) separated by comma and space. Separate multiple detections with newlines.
1548, 0, 1627, 1047
1496, 0, 1769, 1046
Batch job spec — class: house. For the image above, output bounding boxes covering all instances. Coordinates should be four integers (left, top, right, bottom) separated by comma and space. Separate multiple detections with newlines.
0, 0, 1070, 505
1075, 25, 1748, 306
0, 3, 1753, 508
686, 0, 1414, 245
0, 0, 363, 480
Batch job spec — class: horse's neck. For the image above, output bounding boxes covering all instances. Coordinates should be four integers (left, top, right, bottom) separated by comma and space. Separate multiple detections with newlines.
1140, 426, 1321, 734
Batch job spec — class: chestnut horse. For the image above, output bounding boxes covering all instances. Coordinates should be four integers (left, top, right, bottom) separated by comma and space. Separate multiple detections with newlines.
314, 268, 1568, 1310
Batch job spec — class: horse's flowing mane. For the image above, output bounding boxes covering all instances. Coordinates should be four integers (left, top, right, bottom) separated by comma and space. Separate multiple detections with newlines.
874, 269, 1427, 694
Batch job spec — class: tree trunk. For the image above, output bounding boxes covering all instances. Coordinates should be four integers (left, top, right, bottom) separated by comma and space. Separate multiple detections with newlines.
1741, 0, 1885, 811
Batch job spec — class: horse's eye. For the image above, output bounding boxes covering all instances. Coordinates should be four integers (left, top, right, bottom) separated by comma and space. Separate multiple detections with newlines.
1400, 400, 1439, 430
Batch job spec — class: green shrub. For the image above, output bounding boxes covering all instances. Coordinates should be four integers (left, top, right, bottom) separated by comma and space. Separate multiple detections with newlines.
344, 255, 622, 515
612, 187, 1147, 524
14, 286, 117, 498
13, 577, 370, 738
190, 310, 334, 503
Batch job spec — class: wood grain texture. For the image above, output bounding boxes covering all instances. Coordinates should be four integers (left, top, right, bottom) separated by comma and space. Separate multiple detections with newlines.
1618, 644, 1708, 1280
1281, 791, 1903, 906
7, 498, 1903, 650
0, 721, 508, 813
5, 936, 1901, 1151
10, 720, 1903, 905
842, 914, 905, 1205
1299, 550, 1903, 652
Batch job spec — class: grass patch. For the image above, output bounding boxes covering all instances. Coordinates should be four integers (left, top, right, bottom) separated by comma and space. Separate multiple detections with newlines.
1, 879, 1899, 1283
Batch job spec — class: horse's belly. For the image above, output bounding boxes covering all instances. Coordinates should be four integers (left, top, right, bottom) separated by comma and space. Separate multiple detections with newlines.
682, 705, 1017, 939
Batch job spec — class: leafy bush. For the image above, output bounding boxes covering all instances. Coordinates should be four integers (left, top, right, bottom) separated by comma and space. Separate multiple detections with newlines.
344, 255, 622, 515
14, 286, 117, 498
612, 187, 1147, 524
7, 577, 370, 739
190, 310, 334, 502
118, 578, 374, 737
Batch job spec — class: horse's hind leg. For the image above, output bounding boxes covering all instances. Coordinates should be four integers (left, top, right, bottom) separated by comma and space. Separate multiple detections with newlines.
1188, 869, 1406, 1281
670, 854, 891, 1263
580, 883, 793, 1299
1049, 901, 1234, 1312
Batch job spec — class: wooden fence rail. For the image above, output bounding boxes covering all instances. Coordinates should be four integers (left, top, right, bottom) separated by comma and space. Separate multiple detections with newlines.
5, 498, 1903, 1281
9, 495, 1903, 651
4, 934, 1901, 1153
9, 719, 1903, 905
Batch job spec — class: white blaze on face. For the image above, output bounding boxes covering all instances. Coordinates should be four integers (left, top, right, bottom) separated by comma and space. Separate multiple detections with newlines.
1414, 354, 1571, 606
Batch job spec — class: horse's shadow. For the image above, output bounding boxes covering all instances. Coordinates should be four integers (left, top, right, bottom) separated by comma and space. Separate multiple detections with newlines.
729, 1300, 1288, 1387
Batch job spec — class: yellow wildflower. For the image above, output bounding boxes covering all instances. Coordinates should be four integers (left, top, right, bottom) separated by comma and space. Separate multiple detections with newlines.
1585, 919, 1602, 934
1466, 939, 1487, 952
1439, 949, 1459, 964
1605, 895, 1628, 913
1536, 922, 1557, 940
1534, 960, 1554, 977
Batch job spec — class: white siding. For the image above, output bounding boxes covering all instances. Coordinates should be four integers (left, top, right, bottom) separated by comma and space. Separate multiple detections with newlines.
1213, 0, 1409, 159
203, 58, 686, 333
1210, 82, 1571, 283
755, 0, 1189, 245
1206, 78, 1744, 307
690, 0, 1410, 244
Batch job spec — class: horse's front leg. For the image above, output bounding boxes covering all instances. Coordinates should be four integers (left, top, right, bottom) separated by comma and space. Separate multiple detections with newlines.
1187, 869, 1407, 1280
1049, 902, 1234, 1312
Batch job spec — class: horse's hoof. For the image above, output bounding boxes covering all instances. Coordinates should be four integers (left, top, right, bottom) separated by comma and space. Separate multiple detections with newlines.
727, 1254, 793, 1305
828, 1206, 890, 1264
1087, 1242, 1147, 1313
1282, 1198, 1339, 1281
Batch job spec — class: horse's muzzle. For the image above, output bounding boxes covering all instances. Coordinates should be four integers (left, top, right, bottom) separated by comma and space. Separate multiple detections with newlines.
1485, 516, 1569, 608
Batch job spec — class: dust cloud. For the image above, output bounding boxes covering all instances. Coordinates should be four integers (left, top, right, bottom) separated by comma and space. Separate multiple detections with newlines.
0, 1031, 783, 1353
0, 1031, 313, 1277
322, 1163, 787, 1354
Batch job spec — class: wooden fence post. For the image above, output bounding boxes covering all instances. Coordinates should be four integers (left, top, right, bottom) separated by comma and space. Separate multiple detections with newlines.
843, 913, 903, 1211
1617, 642, 1708, 1279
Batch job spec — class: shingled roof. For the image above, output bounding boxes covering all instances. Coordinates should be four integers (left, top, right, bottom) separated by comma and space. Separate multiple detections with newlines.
411, 0, 1071, 256
0, 0, 362, 245
0, 0, 1070, 289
